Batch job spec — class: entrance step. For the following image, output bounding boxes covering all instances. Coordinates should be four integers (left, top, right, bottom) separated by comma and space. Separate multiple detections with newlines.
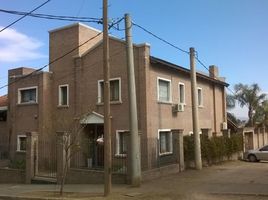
32, 176, 57, 184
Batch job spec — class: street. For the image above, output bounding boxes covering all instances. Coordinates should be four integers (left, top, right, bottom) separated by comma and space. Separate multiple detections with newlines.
0, 160, 267, 200
116, 160, 268, 200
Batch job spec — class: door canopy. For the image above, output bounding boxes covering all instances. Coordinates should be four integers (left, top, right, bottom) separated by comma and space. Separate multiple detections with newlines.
80, 111, 104, 124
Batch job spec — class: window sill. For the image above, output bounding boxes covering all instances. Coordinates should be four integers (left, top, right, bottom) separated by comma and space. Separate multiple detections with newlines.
16, 150, 26, 153
17, 102, 38, 106
159, 152, 173, 156
57, 105, 69, 108
157, 101, 173, 105
115, 154, 126, 158
96, 101, 122, 106
198, 105, 204, 108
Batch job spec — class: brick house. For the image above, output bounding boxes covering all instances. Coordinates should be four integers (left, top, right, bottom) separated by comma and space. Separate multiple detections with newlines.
5, 23, 228, 179
0, 95, 8, 159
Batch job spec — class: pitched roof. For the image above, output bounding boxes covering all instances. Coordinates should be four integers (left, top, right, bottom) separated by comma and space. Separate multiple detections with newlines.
150, 56, 229, 87
0, 95, 7, 107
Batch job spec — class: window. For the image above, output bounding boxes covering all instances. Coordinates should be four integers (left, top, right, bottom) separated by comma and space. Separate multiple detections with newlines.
197, 87, 203, 107
260, 145, 268, 151
115, 130, 127, 156
158, 129, 173, 155
157, 78, 171, 103
18, 87, 37, 104
58, 84, 69, 106
98, 78, 121, 103
178, 83, 185, 104
17, 135, 26, 152
0, 109, 7, 121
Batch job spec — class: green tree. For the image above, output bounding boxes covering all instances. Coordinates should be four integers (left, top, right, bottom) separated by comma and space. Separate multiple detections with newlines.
234, 83, 266, 127
226, 94, 236, 109
254, 100, 268, 126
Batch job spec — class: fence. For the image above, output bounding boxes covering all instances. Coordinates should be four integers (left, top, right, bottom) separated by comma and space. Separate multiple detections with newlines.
254, 127, 268, 149
35, 135, 57, 178
71, 137, 180, 174
71, 138, 127, 174
142, 138, 179, 170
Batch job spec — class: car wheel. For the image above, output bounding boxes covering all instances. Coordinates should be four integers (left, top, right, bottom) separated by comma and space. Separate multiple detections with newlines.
248, 154, 257, 162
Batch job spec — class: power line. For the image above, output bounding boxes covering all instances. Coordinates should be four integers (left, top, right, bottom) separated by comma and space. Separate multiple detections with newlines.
0, 16, 124, 90
6, 47, 127, 94
0, 31, 102, 90
132, 22, 189, 55
0, 0, 51, 33
0, 8, 102, 23
194, 51, 248, 109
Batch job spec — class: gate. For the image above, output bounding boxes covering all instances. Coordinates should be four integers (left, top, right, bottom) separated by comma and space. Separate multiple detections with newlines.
34, 137, 57, 178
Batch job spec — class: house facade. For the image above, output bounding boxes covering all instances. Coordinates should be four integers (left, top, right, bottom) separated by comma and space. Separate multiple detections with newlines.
5, 23, 228, 174
0, 95, 8, 159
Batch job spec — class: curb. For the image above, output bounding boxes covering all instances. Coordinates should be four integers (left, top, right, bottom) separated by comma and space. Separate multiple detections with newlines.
210, 192, 268, 197
0, 195, 90, 200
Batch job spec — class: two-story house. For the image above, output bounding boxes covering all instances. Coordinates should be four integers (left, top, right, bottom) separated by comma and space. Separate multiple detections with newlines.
6, 23, 228, 176
0, 95, 8, 160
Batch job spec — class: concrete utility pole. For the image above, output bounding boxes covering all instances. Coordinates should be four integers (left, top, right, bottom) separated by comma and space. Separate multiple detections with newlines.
189, 47, 202, 170
103, 0, 112, 196
124, 13, 141, 186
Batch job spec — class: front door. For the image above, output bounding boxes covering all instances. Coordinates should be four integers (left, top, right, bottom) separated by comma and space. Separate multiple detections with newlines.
88, 124, 104, 168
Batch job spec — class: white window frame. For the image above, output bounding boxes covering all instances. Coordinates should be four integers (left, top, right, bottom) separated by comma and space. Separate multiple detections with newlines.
178, 82, 186, 104
157, 77, 172, 103
197, 87, 203, 107
58, 84, 69, 106
18, 86, 38, 104
17, 135, 27, 152
158, 129, 173, 156
97, 77, 121, 103
115, 130, 128, 157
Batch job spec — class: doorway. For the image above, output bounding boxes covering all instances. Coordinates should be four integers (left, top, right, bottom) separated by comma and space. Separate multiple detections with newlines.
86, 124, 104, 168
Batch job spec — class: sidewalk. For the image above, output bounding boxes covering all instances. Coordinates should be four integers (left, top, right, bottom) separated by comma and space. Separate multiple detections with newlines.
1, 161, 268, 200
0, 184, 127, 200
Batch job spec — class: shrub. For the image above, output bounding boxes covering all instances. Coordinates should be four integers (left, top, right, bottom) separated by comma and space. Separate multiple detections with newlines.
9, 159, 26, 170
184, 133, 243, 165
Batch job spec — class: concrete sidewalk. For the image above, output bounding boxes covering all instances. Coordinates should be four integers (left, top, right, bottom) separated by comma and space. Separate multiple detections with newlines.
0, 184, 127, 200
1, 161, 268, 200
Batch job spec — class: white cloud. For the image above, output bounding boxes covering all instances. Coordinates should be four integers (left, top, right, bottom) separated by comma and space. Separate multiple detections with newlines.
0, 27, 45, 62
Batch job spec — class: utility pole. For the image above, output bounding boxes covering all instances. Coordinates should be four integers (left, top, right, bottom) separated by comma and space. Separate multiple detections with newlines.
103, 0, 112, 196
124, 13, 141, 186
190, 47, 202, 170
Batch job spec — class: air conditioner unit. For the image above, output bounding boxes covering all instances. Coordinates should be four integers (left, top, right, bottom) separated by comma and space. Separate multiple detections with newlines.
173, 103, 184, 112
221, 122, 228, 130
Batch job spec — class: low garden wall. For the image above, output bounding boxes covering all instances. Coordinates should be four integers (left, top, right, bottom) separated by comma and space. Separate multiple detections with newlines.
0, 168, 25, 183
141, 163, 180, 182
65, 168, 126, 184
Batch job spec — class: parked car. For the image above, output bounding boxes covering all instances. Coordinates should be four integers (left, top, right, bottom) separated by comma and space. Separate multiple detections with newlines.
244, 145, 268, 162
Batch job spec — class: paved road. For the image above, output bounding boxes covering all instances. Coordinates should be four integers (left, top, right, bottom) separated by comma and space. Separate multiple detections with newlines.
127, 160, 268, 200
0, 160, 267, 199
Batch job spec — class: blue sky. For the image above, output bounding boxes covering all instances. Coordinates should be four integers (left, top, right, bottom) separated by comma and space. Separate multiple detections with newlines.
1, 0, 268, 118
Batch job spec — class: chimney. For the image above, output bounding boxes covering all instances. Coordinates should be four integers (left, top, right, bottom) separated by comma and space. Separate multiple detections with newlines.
209, 65, 219, 79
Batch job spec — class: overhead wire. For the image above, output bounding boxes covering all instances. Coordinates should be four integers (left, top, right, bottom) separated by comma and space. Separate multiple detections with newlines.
0, 0, 51, 33
130, 22, 245, 108
0, 8, 102, 23
132, 22, 189, 55
0, 31, 102, 90
0, 16, 125, 91
194, 50, 248, 109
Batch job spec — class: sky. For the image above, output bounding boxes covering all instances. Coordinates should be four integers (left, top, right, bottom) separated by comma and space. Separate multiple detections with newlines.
1, 0, 268, 119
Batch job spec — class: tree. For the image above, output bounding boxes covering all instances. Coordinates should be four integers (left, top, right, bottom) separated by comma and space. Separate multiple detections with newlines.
57, 119, 86, 196
226, 94, 236, 110
234, 83, 266, 127
253, 100, 268, 127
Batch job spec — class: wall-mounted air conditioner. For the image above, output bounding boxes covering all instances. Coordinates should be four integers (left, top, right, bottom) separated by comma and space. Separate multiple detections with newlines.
221, 122, 228, 130
173, 103, 184, 112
